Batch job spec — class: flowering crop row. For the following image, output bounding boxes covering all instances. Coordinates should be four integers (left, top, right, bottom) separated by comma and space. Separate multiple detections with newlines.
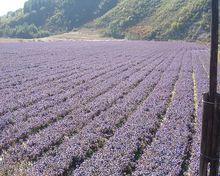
0, 41, 211, 176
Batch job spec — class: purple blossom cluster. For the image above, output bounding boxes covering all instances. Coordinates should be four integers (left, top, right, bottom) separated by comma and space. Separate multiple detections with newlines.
0, 57, 129, 126
0, 62, 134, 147
0, 51, 159, 151
0, 41, 212, 176
133, 51, 195, 175
4, 51, 164, 166
71, 49, 184, 176
27, 51, 175, 176
187, 50, 209, 175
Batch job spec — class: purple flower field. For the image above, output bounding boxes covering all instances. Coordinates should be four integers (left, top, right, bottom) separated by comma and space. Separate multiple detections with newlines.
0, 41, 216, 175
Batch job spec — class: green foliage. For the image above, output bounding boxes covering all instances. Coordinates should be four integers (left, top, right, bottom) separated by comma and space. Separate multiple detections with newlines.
0, 0, 212, 41
61, 0, 118, 28
0, 23, 50, 39
146, 0, 211, 40
105, 19, 124, 38
0, 0, 118, 38
46, 11, 68, 33
95, 0, 211, 41
95, 0, 162, 34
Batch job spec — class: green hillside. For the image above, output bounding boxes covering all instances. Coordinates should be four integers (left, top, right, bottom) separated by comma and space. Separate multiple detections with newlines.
94, 0, 210, 41
0, 0, 211, 41
0, 0, 118, 38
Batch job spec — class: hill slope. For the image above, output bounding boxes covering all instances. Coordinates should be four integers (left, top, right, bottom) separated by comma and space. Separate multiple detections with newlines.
0, 0, 211, 41
94, 0, 210, 40
0, 0, 118, 38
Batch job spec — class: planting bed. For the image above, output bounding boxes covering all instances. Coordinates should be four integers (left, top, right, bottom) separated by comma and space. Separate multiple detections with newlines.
0, 41, 216, 175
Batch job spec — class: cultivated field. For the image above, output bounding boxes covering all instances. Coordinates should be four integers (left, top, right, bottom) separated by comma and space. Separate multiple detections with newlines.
0, 41, 217, 175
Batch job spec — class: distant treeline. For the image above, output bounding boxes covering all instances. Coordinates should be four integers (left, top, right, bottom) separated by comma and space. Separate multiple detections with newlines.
0, 0, 211, 41
0, 0, 118, 38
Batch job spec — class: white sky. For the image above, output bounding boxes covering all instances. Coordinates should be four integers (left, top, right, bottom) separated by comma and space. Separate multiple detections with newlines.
0, 0, 27, 16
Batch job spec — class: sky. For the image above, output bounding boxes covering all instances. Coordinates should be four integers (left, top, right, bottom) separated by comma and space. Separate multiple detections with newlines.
0, 0, 27, 16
